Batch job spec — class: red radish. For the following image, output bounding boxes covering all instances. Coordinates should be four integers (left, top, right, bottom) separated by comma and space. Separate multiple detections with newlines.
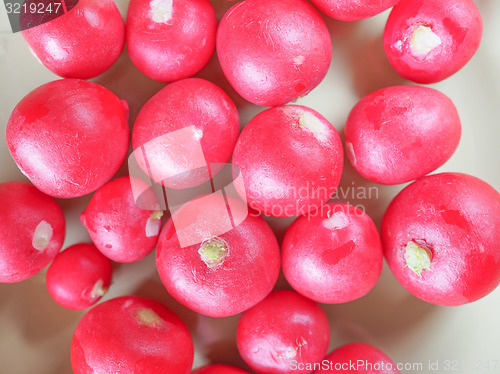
126, 0, 217, 82
21, 0, 125, 79
216, 0, 332, 106
282, 203, 383, 304
46, 243, 112, 310
156, 194, 281, 317
345, 85, 461, 185
0, 181, 65, 283
80, 176, 162, 263
192, 365, 252, 374
313, 343, 400, 373
6, 79, 130, 199
383, 0, 482, 83
71, 296, 193, 374
381, 173, 500, 306
309, 0, 400, 22
132, 78, 240, 189
237, 290, 330, 374
232, 105, 343, 217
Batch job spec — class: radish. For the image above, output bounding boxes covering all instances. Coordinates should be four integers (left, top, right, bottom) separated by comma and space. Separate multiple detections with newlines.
21, 0, 125, 79
309, 0, 400, 22
6, 79, 130, 199
232, 105, 343, 217
192, 365, 252, 374
0, 181, 65, 283
382, 172, 500, 305
156, 194, 280, 317
132, 78, 240, 189
345, 85, 461, 184
71, 296, 193, 374
282, 203, 383, 304
126, 0, 217, 82
216, 0, 332, 106
80, 176, 162, 263
313, 343, 400, 373
383, 0, 482, 83
237, 290, 330, 374
46, 243, 112, 310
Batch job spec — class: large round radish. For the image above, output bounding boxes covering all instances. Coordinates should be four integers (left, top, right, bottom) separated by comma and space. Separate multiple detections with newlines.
0, 181, 65, 283
232, 105, 343, 217
21, 0, 125, 79
310, 0, 400, 22
80, 176, 163, 263
126, 0, 217, 82
282, 203, 383, 304
382, 173, 500, 306
217, 0, 332, 106
156, 194, 281, 317
313, 343, 400, 373
132, 78, 240, 189
383, 0, 482, 83
237, 290, 330, 374
345, 85, 461, 185
192, 365, 252, 374
71, 296, 193, 374
46, 243, 112, 310
7, 79, 130, 199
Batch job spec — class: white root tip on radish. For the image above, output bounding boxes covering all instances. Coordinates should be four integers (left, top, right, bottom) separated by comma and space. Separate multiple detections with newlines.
32, 221, 53, 251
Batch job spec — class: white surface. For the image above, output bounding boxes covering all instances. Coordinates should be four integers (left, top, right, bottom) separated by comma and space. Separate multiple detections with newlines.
0, 0, 499, 373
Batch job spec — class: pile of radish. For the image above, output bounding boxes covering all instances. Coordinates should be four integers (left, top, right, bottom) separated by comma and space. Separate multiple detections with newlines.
1, 0, 498, 373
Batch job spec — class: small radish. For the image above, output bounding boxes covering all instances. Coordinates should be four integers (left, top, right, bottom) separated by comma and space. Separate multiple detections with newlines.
383, 0, 482, 83
71, 296, 194, 374
282, 203, 383, 304
46, 243, 112, 310
382, 172, 500, 306
217, 0, 332, 106
0, 181, 65, 283
237, 290, 330, 374
81, 176, 163, 263
232, 105, 343, 217
310, 0, 400, 22
313, 343, 400, 373
156, 194, 281, 317
126, 0, 217, 82
21, 0, 125, 79
132, 78, 240, 189
345, 85, 461, 185
192, 365, 252, 374
7, 79, 130, 199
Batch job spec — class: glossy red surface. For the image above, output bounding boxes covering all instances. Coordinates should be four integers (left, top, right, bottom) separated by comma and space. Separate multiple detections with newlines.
0, 181, 65, 283
46, 243, 112, 310
310, 0, 400, 22
126, 0, 217, 82
132, 78, 240, 189
156, 194, 281, 317
232, 105, 343, 217
6, 79, 130, 198
282, 203, 383, 304
345, 85, 461, 184
21, 0, 125, 79
382, 172, 500, 305
383, 0, 482, 83
216, 0, 332, 106
71, 296, 194, 373
237, 290, 330, 374
81, 176, 162, 263
313, 343, 400, 373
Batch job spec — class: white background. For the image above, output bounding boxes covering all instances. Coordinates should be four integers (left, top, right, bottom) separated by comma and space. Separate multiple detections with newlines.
0, 0, 499, 373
